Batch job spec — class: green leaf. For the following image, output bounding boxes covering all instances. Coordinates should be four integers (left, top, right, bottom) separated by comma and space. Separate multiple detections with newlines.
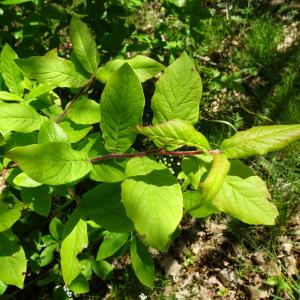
135, 119, 209, 151
213, 176, 279, 225
67, 97, 100, 125
60, 120, 92, 143
100, 63, 145, 153
61, 212, 88, 285
151, 52, 202, 124
0, 103, 45, 133
0, 91, 23, 102
200, 153, 230, 202
39, 244, 56, 267
21, 186, 51, 217
0, 230, 26, 288
70, 16, 99, 74
6, 142, 92, 185
130, 235, 154, 288
122, 157, 183, 251
97, 232, 129, 260
0, 44, 24, 96
0, 280, 7, 295
221, 125, 300, 159
16, 56, 87, 88
38, 120, 69, 144
0, 198, 23, 232
1, 0, 32, 4
96, 55, 164, 83
91, 260, 113, 280
13, 172, 42, 187
183, 191, 219, 218
68, 273, 89, 294
80, 183, 134, 233
49, 217, 64, 241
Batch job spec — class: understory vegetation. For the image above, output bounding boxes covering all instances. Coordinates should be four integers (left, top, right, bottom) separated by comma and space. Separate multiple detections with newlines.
0, 1, 299, 299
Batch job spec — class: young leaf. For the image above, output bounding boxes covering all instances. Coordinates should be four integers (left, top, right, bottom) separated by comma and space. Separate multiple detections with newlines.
96, 55, 164, 83
6, 142, 92, 185
130, 235, 154, 288
0, 91, 23, 102
122, 157, 183, 251
200, 153, 230, 201
38, 120, 69, 143
97, 232, 129, 260
16, 56, 87, 88
67, 97, 100, 125
151, 51, 202, 124
70, 16, 99, 74
221, 125, 300, 159
0, 198, 23, 232
0, 230, 26, 288
21, 186, 51, 217
100, 63, 145, 153
61, 212, 88, 285
183, 191, 219, 218
80, 183, 134, 233
0, 103, 45, 133
213, 176, 279, 225
0, 44, 24, 96
134, 119, 209, 151
91, 260, 113, 280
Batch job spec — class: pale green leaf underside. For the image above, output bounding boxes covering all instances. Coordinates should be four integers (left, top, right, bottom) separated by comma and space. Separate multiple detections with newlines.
130, 236, 154, 288
16, 56, 87, 88
151, 51, 202, 125
213, 176, 279, 225
70, 16, 99, 74
96, 55, 164, 83
135, 119, 209, 151
122, 157, 183, 251
1, 44, 24, 96
100, 63, 145, 153
221, 125, 300, 159
61, 215, 88, 285
0, 230, 26, 288
6, 142, 92, 185
0, 103, 45, 133
201, 153, 230, 202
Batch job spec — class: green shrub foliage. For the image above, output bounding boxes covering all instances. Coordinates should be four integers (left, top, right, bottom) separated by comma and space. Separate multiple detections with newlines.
0, 17, 299, 294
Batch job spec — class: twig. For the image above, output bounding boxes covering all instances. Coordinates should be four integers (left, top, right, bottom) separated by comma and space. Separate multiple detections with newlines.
89, 148, 222, 163
0, 168, 8, 193
55, 75, 96, 124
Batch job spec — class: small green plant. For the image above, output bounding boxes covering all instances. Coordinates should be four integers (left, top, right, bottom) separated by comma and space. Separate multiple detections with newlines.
0, 16, 299, 296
